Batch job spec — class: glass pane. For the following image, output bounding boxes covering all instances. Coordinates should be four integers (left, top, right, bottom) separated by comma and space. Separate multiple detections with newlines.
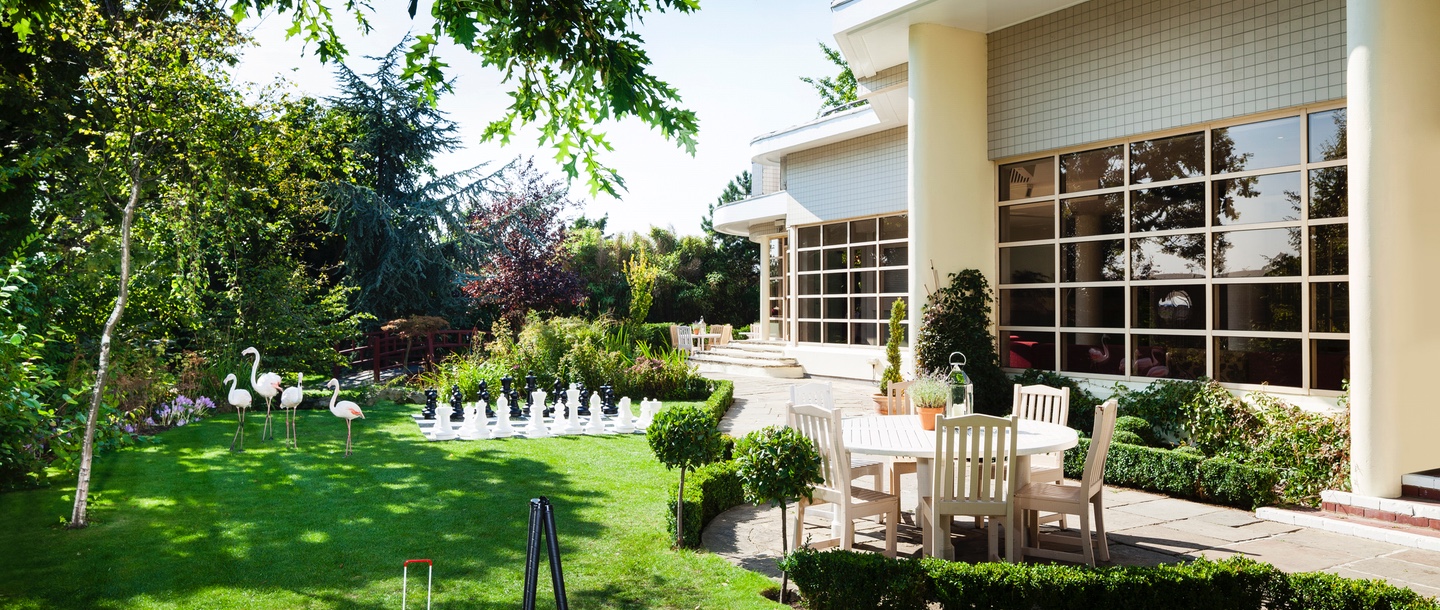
880, 270, 908, 293
1309, 108, 1347, 162
1214, 172, 1302, 226
1310, 225, 1348, 276
850, 271, 876, 293
824, 322, 847, 344
999, 158, 1056, 201
1312, 339, 1350, 391
850, 245, 877, 268
1061, 145, 1124, 193
798, 322, 821, 342
1132, 285, 1206, 330
1213, 116, 1301, 173
797, 274, 821, 295
1216, 336, 1302, 387
851, 323, 879, 346
1002, 331, 1055, 369
1000, 244, 1055, 284
798, 250, 820, 272
1000, 288, 1055, 327
797, 226, 821, 248
823, 273, 847, 295
823, 247, 847, 270
1062, 240, 1125, 282
879, 245, 907, 267
797, 298, 821, 318
768, 278, 783, 298
879, 215, 908, 240
852, 297, 879, 320
879, 296, 906, 320
823, 223, 847, 246
1062, 333, 1125, 376
1214, 228, 1301, 277
1311, 282, 1349, 333
1063, 287, 1125, 328
1130, 132, 1205, 184
1063, 193, 1124, 237
1215, 283, 1302, 332
999, 202, 1054, 242
824, 297, 847, 318
850, 219, 877, 242
1131, 234, 1206, 279
1132, 335, 1206, 379
879, 321, 908, 348
1309, 167, 1347, 219
1132, 183, 1206, 232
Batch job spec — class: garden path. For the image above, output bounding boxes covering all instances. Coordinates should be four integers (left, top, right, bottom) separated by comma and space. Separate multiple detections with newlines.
702, 373, 1440, 599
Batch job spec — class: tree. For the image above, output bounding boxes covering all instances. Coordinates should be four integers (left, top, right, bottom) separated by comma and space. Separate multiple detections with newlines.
701, 170, 761, 324
734, 425, 824, 605
799, 42, 861, 116
646, 404, 723, 548
878, 298, 905, 392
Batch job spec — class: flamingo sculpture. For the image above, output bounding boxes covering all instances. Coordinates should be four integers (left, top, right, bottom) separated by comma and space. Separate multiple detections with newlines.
224, 373, 253, 451
279, 373, 304, 449
242, 347, 283, 441
1088, 334, 1112, 366
326, 378, 365, 457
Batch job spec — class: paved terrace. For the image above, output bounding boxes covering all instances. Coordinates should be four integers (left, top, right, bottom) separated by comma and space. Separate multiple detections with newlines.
703, 374, 1440, 598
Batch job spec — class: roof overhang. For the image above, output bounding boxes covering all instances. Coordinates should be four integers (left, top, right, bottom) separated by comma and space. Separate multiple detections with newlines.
712, 190, 793, 238
749, 82, 908, 165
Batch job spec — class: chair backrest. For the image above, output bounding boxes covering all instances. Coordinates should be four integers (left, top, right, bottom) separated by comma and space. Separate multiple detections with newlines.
932, 413, 1018, 515
675, 326, 695, 352
1081, 399, 1120, 496
717, 324, 733, 346
886, 380, 915, 415
786, 403, 849, 502
669, 325, 680, 349
790, 382, 834, 410
1012, 384, 1070, 427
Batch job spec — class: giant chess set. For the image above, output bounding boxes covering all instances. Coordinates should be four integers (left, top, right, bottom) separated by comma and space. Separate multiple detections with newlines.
413, 375, 662, 441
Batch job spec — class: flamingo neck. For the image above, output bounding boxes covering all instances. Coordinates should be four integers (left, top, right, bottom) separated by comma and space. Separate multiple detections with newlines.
329, 385, 339, 411
228, 376, 237, 392
248, 350, 261, 386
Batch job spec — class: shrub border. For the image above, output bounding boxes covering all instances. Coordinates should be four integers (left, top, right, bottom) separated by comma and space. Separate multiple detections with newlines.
1064, 438, 1279, 509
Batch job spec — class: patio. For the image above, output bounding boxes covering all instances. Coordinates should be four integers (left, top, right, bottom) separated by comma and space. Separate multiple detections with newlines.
705, 374, 1440, 599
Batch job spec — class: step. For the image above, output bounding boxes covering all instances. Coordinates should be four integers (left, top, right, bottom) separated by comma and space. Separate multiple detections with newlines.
1403, 470, 1440, 501
694, 359, 806, 379
1319, 489, 1440, 530
689, 352, 802, 367
713, 342, 788, 354
733, 338, 788, 347
1259, 506, 1440, 552
706, 346, 791, 361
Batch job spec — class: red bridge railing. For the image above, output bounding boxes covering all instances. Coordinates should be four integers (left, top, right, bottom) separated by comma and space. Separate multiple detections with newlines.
335, 329, 479, 381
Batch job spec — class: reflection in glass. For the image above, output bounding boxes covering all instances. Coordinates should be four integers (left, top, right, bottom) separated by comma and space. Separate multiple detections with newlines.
823, 223, 847, 246
850, 245, 876, 268
1000, 157, 1056, 201
1131, 234, 1206, 279
1062, 240, 1124, 282
1133, 285, 1206, 330
824, 273, 847, 295
822, 248, 847, 270
1214, 228, 1300, 277
825, 322, 847, 344
798, 298, 820, 318
1311, 282, 1349, 333
879, 214, 908, 241
851, 271, 876, 293
1000, 202, 1054, 242
852, 297, 879, 320
1061, 146, 1124, 193
1000, 245, 1055, 284
1062, 333, 1125, 376
1216, 336, 1302, 387
1063, 194, 1124, 237
1063, 287, 1125, 328
880, 245, 907, 267
1001, 288, 1055, 327
799, 322, 821, 342
1310, 225, 1348, 276
1312, 339, 1349, 391
797, 274, 821, 295
881, 270, 907, 293
1132, 335, 1206, 379
1002, 331, 1055, 369
1132, 183, 1206, 231
824, 298, 847, 319
1215, 283, 1302, 332
1309, 108, 1347, 162
879, 321, 908, 347
1130, 132, 1205, 184
852, 323, 879, 346
798, 226, 821, 248
1212, 116, 1300, 173
879, 297, 904, 320
850, 219, 877, 242
798, 250, 820, 272
1214, 172, 1301, 225
1309, 167, 1347, 219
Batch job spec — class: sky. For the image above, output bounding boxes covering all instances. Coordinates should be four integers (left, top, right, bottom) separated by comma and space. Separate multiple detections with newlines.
231, 1, 837, 236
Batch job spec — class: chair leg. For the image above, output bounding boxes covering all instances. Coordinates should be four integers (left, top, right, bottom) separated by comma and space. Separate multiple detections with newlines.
987, 519, 999, 562
1079, 505, 1095, 566
884, 507, 898, 558
794, 500, 807, 550
840, 507, 855, 551
1093, 494, 1110, 562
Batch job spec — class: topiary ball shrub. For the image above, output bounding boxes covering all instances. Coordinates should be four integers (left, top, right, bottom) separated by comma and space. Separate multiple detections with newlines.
1114, 415, 1157, 446
735, 425, 824, 606
1112, 430, 1147, 446
647, 404, 725, 548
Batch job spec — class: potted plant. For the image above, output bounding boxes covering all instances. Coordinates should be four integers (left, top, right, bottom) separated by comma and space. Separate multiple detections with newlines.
910, 372, 950, 431
874, 298, 907, 414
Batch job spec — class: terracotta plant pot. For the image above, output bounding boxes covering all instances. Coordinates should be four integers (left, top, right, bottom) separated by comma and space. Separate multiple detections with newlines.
917, 406, 945, 430
873, 393, 891, 415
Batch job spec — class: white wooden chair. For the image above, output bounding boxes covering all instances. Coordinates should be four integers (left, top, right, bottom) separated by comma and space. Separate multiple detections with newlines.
788, 403, 899, 557
788, 382, 884, 485
1017, 399, 1119, 566
716, 324, 733, 347
883, 381, 919, 497
674, 325, 698, 355
1012, 384, 1071, 485
920, 413, 1020, 562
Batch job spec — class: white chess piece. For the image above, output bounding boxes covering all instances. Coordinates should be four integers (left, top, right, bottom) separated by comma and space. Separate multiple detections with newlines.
460, 402, 490, 440
433, 403, 456, 440
584, 394, 609, 434
635, 398, 656, 430
492, 396, 515, 438
561, 387, 585, 435
525, 390, 551, 438
612, 397, 635, 434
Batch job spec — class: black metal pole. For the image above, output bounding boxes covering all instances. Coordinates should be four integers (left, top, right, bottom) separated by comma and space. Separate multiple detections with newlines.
540, 497, 570, 610
522, 498, 543, 610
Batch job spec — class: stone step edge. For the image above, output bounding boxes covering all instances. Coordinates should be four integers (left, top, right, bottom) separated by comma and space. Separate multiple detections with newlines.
1256, 507, 1440, 552
711, 343, 787, 352
1321, 490, 1440, 524
704, 348, 792, 360
689, 354, 802, 368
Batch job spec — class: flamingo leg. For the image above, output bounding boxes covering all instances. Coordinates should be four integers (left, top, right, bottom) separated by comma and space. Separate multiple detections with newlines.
262, 397, 274, 441
345, 420, 353, 457
231, 409, 246, 452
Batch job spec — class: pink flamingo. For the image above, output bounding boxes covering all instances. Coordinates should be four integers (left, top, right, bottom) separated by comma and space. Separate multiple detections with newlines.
279, 373, 304, 449
242, 347, 283, 441
224, 373, 253, 451
326, 378, 365, 457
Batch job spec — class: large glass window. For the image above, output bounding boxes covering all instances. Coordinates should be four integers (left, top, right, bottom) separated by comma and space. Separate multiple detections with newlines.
996, 106, 1348, 393
794, 214, 908, 346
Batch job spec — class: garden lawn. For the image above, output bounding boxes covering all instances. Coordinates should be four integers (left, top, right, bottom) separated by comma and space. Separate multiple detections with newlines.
0, 401, 779, 609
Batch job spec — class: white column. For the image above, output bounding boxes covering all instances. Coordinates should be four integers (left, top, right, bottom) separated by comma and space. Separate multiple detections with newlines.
1348, 0, 1440, 497
908, 24, 993, 375
758, 236, 771, 341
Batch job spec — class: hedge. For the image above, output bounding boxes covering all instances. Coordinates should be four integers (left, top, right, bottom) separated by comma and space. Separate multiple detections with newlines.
701, 379, 735, 423
1064, 438, 1279, 509
664, 378, 744, 547
784, 549, 1440, 610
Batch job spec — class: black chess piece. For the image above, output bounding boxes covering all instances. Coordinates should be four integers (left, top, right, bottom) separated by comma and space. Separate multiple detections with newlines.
577, 382, 591, 416
478, 381, 494, 418
600, 385, 616, 415
502, 376, 522, 418
423, 388, 438, 419
551, 378, 567, 418
524, 373, 538, 417
449, 384, 465, 422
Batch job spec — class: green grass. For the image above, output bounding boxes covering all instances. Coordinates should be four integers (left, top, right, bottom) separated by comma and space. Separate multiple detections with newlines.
0, 401, 779, 609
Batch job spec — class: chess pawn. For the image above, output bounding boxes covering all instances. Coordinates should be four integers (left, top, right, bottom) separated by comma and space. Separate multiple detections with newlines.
433, 403, 456, 440
492, 396, 515, 438
549, 378, 566, 417
459, 402, 488, 440
600, 385, 616, 415
577, 383, 591, 416
449, 384, 465, 422
525, 391, 551, 438
423, 388, 439, 419
560, 388, 584, 435
471, 402, 491, 440
635, 398, 656, 430
612, 397, 635, 434
478, 381, 494, 418
583, 394, 609, 434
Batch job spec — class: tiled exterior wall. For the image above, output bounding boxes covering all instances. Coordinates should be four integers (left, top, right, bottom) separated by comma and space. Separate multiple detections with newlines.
750, 162, 783, 196
786, 127, 907, 222
858, 63, 908, 94
988, 0, 1346, 159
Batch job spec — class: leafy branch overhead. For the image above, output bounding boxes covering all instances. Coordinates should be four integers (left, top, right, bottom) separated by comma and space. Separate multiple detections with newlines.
799, 42, 861, 117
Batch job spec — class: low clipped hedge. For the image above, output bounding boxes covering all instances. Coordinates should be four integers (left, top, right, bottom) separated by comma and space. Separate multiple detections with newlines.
784, 548, 1440, 610
1064, 438, 1279, 509
663, 378, 743, 547
701, 379, 735, 423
